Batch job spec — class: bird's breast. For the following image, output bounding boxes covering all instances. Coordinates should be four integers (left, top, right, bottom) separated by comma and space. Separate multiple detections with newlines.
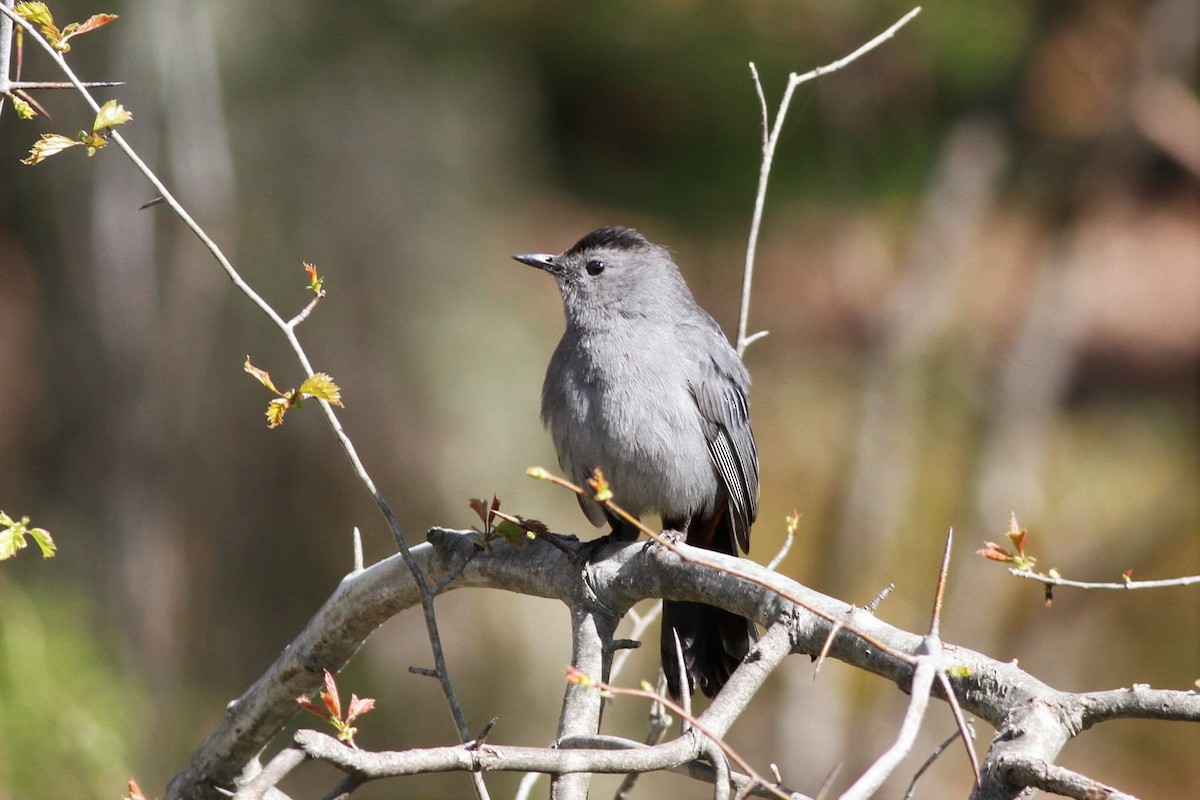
542, 328, 719, 520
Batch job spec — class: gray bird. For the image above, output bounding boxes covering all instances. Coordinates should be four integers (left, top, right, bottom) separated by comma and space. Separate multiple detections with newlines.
514, 226, 759, 698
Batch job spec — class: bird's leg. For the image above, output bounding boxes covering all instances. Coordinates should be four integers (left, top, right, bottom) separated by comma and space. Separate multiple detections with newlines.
656, 516, 691, 547
604, 510, 642, 543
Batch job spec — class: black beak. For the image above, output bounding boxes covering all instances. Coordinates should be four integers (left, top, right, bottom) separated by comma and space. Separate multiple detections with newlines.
513, 252, 559, 273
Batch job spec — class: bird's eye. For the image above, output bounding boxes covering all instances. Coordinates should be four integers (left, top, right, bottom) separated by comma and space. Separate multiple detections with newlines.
585, 259, 605, 276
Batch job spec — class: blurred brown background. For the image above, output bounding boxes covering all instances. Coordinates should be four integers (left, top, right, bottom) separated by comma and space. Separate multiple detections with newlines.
0, 1, 1196, 798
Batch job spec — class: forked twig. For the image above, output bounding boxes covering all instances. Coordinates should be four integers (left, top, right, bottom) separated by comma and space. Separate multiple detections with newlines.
0, 7, 483, 797
840, 529, 978, 798
738, 7, 922, 356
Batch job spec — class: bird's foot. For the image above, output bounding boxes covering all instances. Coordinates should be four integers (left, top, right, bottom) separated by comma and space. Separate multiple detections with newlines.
642, 526, 685, 553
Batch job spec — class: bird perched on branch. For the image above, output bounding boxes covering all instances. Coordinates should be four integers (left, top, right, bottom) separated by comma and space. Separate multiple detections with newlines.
514, 226, 760, 698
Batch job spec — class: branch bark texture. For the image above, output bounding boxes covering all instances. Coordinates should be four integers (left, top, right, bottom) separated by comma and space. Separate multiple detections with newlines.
167, 529, 1199, 800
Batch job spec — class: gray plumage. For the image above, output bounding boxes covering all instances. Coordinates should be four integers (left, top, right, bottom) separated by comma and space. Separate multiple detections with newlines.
514, 226, 759, 698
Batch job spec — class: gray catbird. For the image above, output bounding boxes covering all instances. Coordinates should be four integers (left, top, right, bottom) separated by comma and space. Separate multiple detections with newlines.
514, 226, 760, 699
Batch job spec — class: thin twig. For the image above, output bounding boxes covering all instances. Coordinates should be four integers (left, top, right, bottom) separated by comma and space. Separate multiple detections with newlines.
737, 7, 922, 356
765, 525, 794, 572
932, 529, 980, 784
574, 675, 794, 800
839, 646, 937, 800
0, 0, 14, 112
1007, 569, 1200, 591
613, 672, 673, 800
609, 600, 662, 683
814, 583, 892, 677
351, 527, 363, 573
902, 721, 974, 800
929, 528, 952, 638
863, 584, 894, 614
320, 774, 363, 800
514, 771, 542, 800
231, 746, 307, 800
6, 79, 123, 88
0, 8, 483, 796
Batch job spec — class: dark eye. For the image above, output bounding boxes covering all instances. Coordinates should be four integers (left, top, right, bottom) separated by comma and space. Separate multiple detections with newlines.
585, 259, 605, 276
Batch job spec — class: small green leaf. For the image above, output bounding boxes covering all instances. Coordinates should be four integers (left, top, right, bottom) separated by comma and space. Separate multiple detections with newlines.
266, 396, 290, 428
15, 2, 55, 28
299, 372, 343, 406
15, 4, 118, 52
587, 468, 613, 502
93, 99, 132, 132
948, 665, 973, 678
27, 526, 56, 558
80, 130, 107, 156
12, 97, 36, 120
493, 520, 528, 547
0, 524, 22, 560
0, 511, 56, 560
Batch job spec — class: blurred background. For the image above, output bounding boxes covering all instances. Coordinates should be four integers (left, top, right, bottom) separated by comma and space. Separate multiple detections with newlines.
0, 1, 1196, 798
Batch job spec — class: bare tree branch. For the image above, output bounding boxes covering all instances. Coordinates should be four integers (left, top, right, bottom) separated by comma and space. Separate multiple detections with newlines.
0, 9, 486, 796
738, 6, 923, 356
165, 529, 1194, 799
993, 756, 1138, 800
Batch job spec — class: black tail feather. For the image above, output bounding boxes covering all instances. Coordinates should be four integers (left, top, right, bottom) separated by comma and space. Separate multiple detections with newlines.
661, 599, 758, 699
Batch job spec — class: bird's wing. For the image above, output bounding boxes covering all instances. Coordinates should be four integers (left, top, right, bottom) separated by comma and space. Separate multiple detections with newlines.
555, 436, 608, 528
689, 357, 759, 553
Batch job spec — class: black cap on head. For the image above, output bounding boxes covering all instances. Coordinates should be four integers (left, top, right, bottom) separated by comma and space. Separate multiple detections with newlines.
565, 226, 650, 257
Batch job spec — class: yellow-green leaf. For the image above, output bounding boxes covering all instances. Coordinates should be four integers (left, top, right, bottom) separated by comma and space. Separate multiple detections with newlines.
12, 97, 36, 120
244, 356, 281, 395
15, 2, 55, 29
14, 4, 117, 52
28, 526, 56, 558
21, 132, 83, 165
93, 100, 132, 132
0, 512, 55, 560
493, 520, 528, 547
81, 131, 107, 156
266, 397, 290, 428
0, 526, 22, 560
299, 372, 343, 406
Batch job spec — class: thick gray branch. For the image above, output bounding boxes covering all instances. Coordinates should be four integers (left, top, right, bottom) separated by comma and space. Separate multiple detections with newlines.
551, 607, 615, 800
167, 529, 1196, 800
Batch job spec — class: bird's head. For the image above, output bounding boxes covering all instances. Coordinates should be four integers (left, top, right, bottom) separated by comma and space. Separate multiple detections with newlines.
513, 226, 692, 327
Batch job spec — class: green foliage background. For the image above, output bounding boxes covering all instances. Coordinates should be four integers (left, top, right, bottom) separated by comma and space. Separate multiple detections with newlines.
0, 1, 1196, 798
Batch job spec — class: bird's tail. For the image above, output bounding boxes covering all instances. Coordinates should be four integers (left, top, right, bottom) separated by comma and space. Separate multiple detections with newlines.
661, 600, 758, 699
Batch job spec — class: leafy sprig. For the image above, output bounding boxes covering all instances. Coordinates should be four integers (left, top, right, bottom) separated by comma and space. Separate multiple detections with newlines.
296, 670, 376, 747
0, 510, 56, 560
244, 357, 343, 429
21, 98, 131, 164
14, 2, 117, 52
